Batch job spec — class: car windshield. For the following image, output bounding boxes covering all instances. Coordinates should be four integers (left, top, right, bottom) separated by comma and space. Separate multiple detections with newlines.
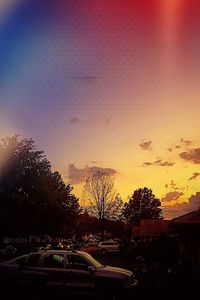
4, 255, 28, 264
82, 252, 104, 269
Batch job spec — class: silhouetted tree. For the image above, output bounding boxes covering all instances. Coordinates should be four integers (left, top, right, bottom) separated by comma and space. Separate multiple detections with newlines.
74, 211, 99, 238
0, 135, 80, 239
104, 193, 125, 221
44, 172, 81, 237
123, 187, 162, 226
103, 218, 131, 241
83, 172, 124, 239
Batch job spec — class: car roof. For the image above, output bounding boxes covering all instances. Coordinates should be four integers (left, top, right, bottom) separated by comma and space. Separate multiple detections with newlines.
36, 250, 88, 255
1, 250, 91, 264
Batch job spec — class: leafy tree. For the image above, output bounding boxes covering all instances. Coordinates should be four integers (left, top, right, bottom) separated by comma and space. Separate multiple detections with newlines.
123, 187, 162, 226
83, 171, 124, 238
42, 171, 81, 237
0, 135, 80, 238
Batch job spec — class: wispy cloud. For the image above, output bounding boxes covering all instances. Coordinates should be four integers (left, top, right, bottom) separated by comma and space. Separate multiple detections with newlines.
164, 180, 188, 192
70, 117, 80, 124
71, 75, 97, 83
68, 164, 117, 184
179, 148, 200, 164
143, 160, 174, 167
139, 140, 152, 151
167, 138, 192, 152
103, 118, 110, 125
143, 162, 153, 166
154, 160, 174, 166
167, 144, 181, 151
180, 138, 192, 147
189, 172, 200, 181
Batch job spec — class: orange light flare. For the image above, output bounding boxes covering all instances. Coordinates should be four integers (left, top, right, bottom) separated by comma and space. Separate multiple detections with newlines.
159, 0, 183, 84
0, 0, 23, 26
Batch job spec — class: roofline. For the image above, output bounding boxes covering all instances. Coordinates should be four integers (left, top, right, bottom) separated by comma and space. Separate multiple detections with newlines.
171, 207, 200, 222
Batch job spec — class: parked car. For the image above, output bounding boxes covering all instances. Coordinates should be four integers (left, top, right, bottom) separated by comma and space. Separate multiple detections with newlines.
80, 244, 99, 254
86, 241, 98, 247
0, 250, 138, 298
64, 242, 80, 251
97, 240, 120, 253
38, 242, 64, 251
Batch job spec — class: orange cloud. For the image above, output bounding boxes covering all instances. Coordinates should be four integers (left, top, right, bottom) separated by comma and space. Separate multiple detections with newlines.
162, 191, 184, 202
68, 164, 117, 184
179, 148, 200, 164
139, 140, 152, 151
163, 192, 200, 219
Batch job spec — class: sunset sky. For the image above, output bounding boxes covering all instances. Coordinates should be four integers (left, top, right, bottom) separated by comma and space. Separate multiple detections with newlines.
1, 0, 200, 219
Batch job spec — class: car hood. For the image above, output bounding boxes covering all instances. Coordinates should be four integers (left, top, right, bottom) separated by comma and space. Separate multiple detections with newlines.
95, 265, 133, 281
103, 266, 132, 276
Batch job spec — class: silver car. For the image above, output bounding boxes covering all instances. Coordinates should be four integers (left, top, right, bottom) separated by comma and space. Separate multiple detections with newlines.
0, 250, 138, 298
98, 241, 120, 253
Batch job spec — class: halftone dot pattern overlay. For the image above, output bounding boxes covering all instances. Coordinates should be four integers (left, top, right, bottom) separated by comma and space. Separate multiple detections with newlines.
0, 0, 200, 218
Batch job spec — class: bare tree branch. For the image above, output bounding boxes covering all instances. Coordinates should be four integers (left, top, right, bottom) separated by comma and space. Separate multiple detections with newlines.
83, 171, 123, 221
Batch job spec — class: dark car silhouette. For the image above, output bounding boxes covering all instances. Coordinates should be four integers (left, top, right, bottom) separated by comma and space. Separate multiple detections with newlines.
0, 250, 138, 298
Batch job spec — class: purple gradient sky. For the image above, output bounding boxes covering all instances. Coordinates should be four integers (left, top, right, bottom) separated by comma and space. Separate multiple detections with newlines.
1, 0, 200, 218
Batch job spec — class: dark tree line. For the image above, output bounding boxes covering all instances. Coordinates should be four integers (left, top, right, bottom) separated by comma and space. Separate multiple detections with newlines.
0, 135, 80, 239
0, 135, 163, 242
